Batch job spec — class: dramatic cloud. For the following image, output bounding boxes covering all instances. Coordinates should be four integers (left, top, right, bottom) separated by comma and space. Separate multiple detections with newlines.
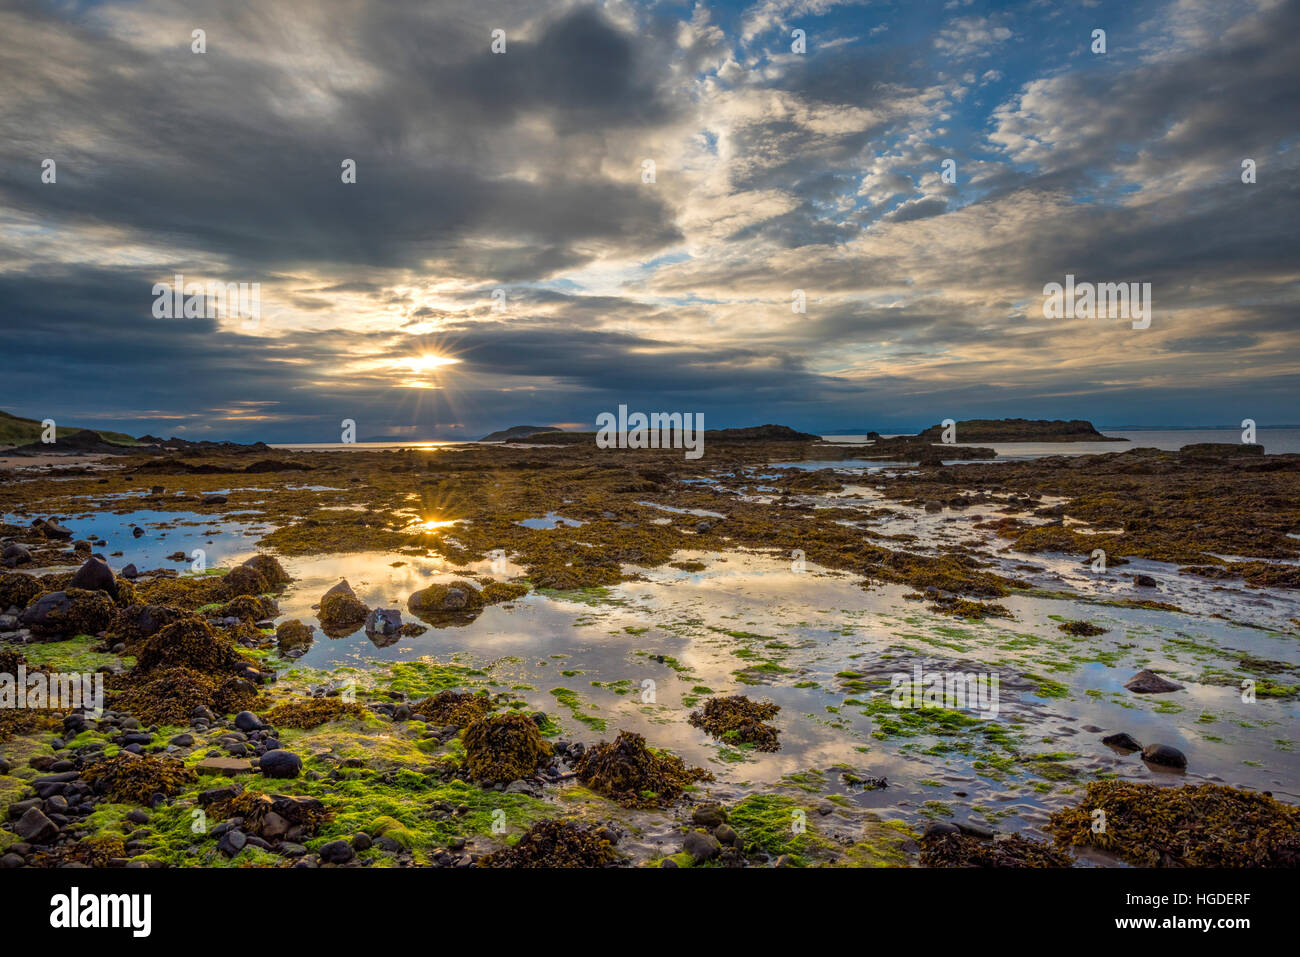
0, 0, 1295, 440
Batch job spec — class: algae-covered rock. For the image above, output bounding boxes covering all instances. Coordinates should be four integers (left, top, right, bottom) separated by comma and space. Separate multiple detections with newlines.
262, 697, 368, 729
407, 579, 485, 625
1048, 780, 1300, 867
481, 581, 530, 605
217, 594, 278, 622
478, 820, 616, 868
241, 553, 291, 588
83, 752, 197, 804
221, 563, 269, 598
1124, 669, 1184, 694
319, 579, 370, 635
20, 588, 115, 639
112, 665, 261, 724
573, 731, 712, 808
134, 616, 244, 675
1058, 620, 1107, 637
688, 695, 781, 751
275, 618, 315, 653
411, 690, 492, 729
462, 711, 552, 784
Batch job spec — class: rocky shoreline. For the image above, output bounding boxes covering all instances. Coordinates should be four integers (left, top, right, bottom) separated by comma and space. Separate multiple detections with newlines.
1, 429, 1298, 867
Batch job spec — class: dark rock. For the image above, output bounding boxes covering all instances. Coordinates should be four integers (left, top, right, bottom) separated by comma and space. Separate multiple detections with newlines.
682, 829, 721, 863
1141, 744, 1187, 769
1102, 732, 1143, 752
69, 556, 118, 599
1, 544, 31, 567
234, 711, 263, 732
691, 804, 726, 829
319, 840, 355, 864
924, 821, 961, 839
1133, 574, 1158, 588
259, 749, 302, 779
218, 829, 247, 857
14, 806, 59, 843
1125, 670, 1185, 694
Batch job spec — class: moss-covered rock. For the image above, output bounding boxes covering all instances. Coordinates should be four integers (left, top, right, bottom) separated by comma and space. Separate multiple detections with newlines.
275, 618, 315, 653
408, 579, 485, 625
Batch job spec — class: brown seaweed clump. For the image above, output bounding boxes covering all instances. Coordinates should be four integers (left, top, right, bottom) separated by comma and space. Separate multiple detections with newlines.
0, 709, 58, 743
462, 711, 552, 784
574, 731, 713, 808
0, 571, 41, 611
83, 752, 197, 804
1048, 781, 1300, 867
926, 594, 1013, 620
480, 581, 530, 605
133, 616, 244, 675
478, 820, 617, 868
112, 666, 261, 724
1058, 620, 1107, 637
262, 697, 368, 729
207, 791, 330, 839
240, 553, 292, 588
921, 831, 1073, 868
134, 573, 229, 611
411, 690, 493, 728
216, 595, 278, 621
274, 618, 315, 652
688, 695, 781, 751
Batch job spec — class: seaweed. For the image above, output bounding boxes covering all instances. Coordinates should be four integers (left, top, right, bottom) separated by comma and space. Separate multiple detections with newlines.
573, 731, 712, 808
262, 697, 369, 729
1048, 781, 1300, 867
478, 819, 617, 868
462, 711, 552, 784
83, 753, 198, 804
688, 695, 781, 751
411, 690, 493, 729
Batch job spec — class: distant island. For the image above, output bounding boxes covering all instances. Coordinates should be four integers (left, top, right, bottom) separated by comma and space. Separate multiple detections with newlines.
479, 425, 564, 443
913, 418, 1127, 443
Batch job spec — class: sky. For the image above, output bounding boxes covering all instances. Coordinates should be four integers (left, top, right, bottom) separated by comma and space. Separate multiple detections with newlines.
0, 0, 1297, 441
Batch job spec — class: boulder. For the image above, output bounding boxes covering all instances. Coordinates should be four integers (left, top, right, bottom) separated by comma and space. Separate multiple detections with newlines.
1125, 670, 1184, 694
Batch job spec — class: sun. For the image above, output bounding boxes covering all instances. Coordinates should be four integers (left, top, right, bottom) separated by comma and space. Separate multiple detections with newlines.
403, 354, 460, 374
